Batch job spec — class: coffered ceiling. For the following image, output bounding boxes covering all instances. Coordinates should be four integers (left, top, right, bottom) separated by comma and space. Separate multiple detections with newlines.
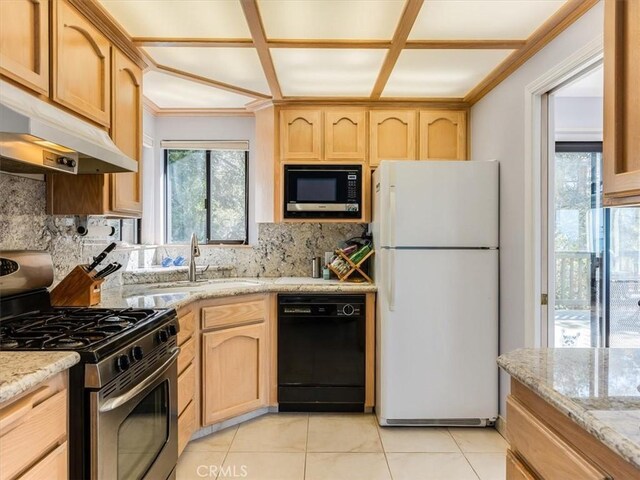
96, 0, 595, 111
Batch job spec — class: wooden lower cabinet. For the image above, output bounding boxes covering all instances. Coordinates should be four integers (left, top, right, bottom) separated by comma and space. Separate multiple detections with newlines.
506, 450, 536, 480
177, 306, 197, 456
0, 372, 68, 480
506, 379, 639, 479
202, 322, 268, 426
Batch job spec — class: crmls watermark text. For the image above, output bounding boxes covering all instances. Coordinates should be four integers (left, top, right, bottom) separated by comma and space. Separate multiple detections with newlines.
196, 464, 248, 478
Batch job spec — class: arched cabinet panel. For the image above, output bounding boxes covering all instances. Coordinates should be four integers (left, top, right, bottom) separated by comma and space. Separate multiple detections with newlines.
419, 110, 467, 161
325, 110, 367, 161
202, 322, 267, 425
53, 0, 111, 126
369, 110, 417, 167
0, 0, 49, 95
281, 110, 322, 160
110, 48, 142, 215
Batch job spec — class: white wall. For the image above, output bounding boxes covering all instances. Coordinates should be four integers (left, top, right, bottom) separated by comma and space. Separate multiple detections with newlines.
144, 115, 257, 244
554, 96, 603, 141
470, 1, 604, 416
141, 109, 157, 244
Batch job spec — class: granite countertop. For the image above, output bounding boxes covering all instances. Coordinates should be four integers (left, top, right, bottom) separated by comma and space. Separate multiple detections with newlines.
100, 276, 377, 310
498, 348, 640, 470
0, 351, 80, 404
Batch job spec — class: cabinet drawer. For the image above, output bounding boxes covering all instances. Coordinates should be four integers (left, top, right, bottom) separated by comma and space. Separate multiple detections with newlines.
178, 336, 195, 376
507, 396, 606, 480
0, 388, 67, 480
178, 309, 196, 345
178, 400, 196, 456
178, 363, 195, 416
18, 442, 67, 480
202, 297, 266, 330
506, 450, 537, 480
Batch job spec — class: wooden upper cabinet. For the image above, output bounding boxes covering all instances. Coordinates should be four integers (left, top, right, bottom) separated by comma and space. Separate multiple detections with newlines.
0, 0, 49, 95
281, 110, 322, 160
603, 0, 640, 206
110, 48, 142, 216
53, 0, 111, 127
419, 110, 467, 161
324, 109, 367, 161
369, 110, 417, 167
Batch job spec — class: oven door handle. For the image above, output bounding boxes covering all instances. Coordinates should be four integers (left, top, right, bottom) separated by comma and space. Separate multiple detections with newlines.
99, 348, 180, 413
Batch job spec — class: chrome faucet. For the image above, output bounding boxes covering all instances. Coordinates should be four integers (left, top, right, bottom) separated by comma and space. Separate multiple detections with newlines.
188, 233, 200, 282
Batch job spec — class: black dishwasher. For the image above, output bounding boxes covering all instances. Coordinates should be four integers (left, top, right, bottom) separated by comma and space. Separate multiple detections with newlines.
278, 294, 366, 412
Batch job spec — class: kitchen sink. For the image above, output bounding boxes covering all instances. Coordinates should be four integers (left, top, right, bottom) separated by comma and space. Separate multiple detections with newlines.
127, 279, 263, 297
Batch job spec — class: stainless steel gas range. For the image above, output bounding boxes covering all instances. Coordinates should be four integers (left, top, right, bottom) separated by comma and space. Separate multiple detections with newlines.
0, 251, 179, 480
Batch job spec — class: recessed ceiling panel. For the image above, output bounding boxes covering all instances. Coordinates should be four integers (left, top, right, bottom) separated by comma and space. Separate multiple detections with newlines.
143, 71, 254, 108
383, 49, 514, 97
409, 0, 566, 40
144, 47, 270, 95
98, 0, 250, 38
259, 0, 405, 40
271, 49, 387, 97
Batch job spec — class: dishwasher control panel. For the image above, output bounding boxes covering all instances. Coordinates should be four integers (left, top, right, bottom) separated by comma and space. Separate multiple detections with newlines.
279, 294, 365, 318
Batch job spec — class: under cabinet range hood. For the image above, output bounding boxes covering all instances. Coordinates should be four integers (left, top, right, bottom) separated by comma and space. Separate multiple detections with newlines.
0, 81, 137, 175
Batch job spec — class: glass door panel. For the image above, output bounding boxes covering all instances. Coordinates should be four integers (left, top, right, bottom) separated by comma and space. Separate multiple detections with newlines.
607, 207, 640, 347
552, 143, 604, 347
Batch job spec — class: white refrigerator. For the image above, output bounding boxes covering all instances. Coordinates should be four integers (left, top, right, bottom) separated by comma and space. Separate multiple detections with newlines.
372, 160, 499, 427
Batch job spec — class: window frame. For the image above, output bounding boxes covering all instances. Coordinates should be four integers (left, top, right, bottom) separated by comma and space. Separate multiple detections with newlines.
164, 148, 249, 245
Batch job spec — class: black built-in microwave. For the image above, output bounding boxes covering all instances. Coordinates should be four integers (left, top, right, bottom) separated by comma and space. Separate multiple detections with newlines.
284, 164, 362, 219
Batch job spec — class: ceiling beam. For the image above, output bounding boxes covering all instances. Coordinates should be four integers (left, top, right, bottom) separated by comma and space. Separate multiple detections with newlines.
133, 38, 254, 48
133, 38, 525, 50
154, 64, 271, 99
370, 0, 425, 99
240, 0, 283, 100
464, 0, 599, 105
405, 39, 526, 49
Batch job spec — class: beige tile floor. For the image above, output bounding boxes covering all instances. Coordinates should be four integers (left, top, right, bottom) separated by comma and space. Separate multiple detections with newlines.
177, 413, 508, 480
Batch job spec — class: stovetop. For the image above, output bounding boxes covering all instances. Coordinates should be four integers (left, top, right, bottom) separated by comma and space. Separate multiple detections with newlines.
0, 306, 176, 362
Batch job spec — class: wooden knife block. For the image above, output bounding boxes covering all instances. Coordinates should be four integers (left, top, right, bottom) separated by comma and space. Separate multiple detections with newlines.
50, 265, 104, 307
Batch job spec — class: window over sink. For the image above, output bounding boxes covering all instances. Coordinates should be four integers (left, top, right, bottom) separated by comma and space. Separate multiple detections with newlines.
164, 145, 248, 245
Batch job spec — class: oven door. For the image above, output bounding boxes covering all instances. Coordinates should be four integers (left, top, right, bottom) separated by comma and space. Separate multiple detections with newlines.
91, 348, 179, 480
284, 165, 361, 218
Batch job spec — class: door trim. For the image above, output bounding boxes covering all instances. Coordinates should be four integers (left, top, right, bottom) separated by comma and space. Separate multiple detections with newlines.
523, 35, 603, 348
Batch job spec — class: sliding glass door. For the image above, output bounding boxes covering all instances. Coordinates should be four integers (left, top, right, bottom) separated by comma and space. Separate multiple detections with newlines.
549, 142, 640, 347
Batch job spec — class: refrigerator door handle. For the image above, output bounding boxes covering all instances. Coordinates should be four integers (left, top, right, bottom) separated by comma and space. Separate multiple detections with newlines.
388, 249, 396, 311
388, 186, 397, 248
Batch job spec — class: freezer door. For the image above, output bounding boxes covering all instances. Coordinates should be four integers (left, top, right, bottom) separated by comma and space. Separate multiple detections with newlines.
376, 249, 499, 422
378, 161, 499, 248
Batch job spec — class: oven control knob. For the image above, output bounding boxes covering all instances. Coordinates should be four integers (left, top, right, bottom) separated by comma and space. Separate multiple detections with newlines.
157, 329, 169, 343
131, 345, 144, 361
168, 324, 178, 337
115, 354, 130, 372
342, 304, 355, 316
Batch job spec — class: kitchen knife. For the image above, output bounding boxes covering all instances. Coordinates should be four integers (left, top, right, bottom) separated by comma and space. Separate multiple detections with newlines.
95, 262, 122, 280
93, 262, 116, 279
86, 242, 116, 273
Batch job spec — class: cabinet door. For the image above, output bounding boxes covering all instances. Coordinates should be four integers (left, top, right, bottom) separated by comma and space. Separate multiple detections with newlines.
53, 0, 111, 127
419, 110, 467, 160
0, 0, 49, 95
202, 323, 268, 425
281, 110, 322, 160
325, 109, 367, 161
603, 0, 640, 206
369, 110, 417, 167
109, 48, 142, 216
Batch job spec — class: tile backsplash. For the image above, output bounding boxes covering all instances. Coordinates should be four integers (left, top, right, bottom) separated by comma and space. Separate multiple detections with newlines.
0, 173, 366, 287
